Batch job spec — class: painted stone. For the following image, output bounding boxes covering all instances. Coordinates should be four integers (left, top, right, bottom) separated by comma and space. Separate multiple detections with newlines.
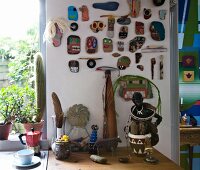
103, 38, 113, 52
153, 0, 165, 6
118, 41, 124, 51
107, 16, 115, 38
129, 36, 145, 53
117, 16, 131, 25
70, 22, 78, 31
117, 56, 131, 70
127, 0, 141, 18
143, 8, 152, 20
92, 2, 119, 11
135, 53, 142, 63
135, 21, 144, 35
149, 21, 165, 41
68, 6, 78, 21
67, 35, 81, 54
119, 26, 128, 39
159, 10, 167, 20
79, 5, 89, 21
86, 36, 98, 54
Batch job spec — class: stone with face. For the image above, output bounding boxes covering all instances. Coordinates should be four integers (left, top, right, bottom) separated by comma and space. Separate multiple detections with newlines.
119, 26, 128, 39
117, 41, 124, 51
117, 56, 131, 70
68, 60, 79, 73
103, 38, 113, 52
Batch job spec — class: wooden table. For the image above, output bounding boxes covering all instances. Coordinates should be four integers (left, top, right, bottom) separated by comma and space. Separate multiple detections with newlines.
180, 126, 200, 170
47, 147, 182, 170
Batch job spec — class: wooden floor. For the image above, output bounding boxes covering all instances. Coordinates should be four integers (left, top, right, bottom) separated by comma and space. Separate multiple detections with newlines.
47, 147, 183, 170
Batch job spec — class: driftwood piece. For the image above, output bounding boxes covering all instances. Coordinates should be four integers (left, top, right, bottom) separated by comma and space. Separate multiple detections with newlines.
52, 92, 64, 128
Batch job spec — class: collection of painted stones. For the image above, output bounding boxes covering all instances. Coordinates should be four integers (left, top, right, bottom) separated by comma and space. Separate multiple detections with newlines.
62, 1, 167, 75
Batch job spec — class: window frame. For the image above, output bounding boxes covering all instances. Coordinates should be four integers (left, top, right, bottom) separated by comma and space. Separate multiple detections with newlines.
0, 0, 48, 151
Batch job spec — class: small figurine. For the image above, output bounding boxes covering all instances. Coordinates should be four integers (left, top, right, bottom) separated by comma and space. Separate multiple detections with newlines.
88, 125, 99, 154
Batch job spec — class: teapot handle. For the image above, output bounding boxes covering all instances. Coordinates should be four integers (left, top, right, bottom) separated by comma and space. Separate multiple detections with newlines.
18, 134, 26, 145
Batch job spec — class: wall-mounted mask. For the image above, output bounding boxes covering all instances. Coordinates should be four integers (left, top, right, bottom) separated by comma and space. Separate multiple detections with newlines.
68, 6, 78, 21
119, 26, 128, 39
149, 21, 165, 41
67, 35, 81, 54
103, 38, 113, 52
68, 60, 79, 73
90, 21, 105, 33
86, 36, 98, 54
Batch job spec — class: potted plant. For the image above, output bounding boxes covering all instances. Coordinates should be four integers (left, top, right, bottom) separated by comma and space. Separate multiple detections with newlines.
0, 85, 20, 140
19, 52, 45, 132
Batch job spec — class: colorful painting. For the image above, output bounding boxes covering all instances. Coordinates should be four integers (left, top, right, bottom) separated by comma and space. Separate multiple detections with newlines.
179, 0, 200, 169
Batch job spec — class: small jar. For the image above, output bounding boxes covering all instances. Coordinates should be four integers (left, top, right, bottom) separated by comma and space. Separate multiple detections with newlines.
55, 141, 71, 160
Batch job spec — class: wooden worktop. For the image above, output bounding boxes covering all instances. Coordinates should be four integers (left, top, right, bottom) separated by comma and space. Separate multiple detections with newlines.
180, 126, 200, 146
47, 147, 182, 170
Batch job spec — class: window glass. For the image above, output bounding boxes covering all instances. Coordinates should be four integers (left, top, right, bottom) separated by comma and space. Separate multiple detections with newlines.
0, 0, 45, 149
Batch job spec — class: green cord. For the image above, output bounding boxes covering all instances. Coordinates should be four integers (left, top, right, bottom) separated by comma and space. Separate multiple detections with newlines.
113, 75, 162, 115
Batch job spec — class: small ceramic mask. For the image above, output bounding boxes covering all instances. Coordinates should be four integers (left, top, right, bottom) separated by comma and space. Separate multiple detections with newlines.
86, 36, 98, 54
159, 10, 167, 20
68, 60, 79, 73
67, 35, 81, 54
119, 26, 128, 39
143, 8, 152, 19
118, 41, 124, 51
103, 38, 113, 52
90, 21, 105, 33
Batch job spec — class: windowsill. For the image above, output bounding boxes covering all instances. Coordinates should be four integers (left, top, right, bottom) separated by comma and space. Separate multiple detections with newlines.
0, 150, 48, 169
0, 135, 50, 151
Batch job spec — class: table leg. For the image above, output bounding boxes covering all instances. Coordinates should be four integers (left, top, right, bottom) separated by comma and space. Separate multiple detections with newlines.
188, 145, 193, 170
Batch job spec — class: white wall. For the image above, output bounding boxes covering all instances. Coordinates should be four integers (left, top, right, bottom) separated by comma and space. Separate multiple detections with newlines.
46, 0, 177, 161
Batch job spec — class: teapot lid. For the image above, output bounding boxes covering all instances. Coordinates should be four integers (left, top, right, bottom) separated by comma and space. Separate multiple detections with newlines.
27, 128, 41, 136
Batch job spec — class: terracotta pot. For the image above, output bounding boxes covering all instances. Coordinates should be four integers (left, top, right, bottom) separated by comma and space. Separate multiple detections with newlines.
23, 120, 44, 132
128, 133, 151, 156
0, 123, 12, 140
